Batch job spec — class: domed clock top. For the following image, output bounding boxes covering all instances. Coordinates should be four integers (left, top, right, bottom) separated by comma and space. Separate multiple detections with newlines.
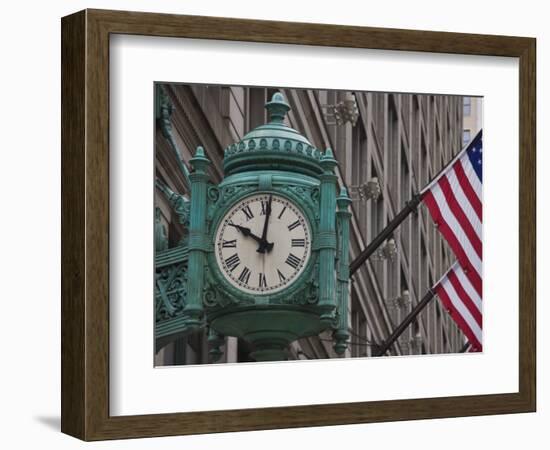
223, 92, 324, 177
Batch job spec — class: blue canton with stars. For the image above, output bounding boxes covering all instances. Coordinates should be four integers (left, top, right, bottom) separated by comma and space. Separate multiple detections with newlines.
466, 130, 483, 182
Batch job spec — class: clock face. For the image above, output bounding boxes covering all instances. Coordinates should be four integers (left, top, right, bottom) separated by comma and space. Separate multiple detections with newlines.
214, 193, 312, 295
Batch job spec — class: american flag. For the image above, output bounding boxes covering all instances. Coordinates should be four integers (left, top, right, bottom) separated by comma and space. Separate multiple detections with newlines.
433, 262, 482, 350
422, 130, 483, 350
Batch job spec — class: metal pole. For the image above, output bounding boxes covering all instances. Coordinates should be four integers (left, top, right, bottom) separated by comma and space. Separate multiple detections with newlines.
459, 342, 471, 353
349, 194, 422, 276
374, 289, 435, 357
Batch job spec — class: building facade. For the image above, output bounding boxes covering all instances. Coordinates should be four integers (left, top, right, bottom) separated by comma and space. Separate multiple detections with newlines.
462, 96, 483, 146
154, 84, 468, 365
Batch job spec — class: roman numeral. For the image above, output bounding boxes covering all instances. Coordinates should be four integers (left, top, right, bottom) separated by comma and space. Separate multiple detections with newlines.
238, 266, 251, 284
291, 238, 305, 247
278, 206, 287, 219
285, 253, 302, 270
258, 273, 267, 288
222, 239, 237, 248
260, 200, 268, 215
287, 220, 300, 231
277, 269, 286, 283
225, 254, 240, 272
241, 205, 254, 221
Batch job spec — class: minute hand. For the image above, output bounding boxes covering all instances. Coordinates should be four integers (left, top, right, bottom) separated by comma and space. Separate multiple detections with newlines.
258, 195, 272, 253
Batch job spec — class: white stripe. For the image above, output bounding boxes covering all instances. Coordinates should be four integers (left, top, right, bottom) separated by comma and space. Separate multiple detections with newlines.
453, 266, 482, 309
440, 278, 482, 344
446, 169, 483, 234
460, 154, 482, 201
431, 185, 482, 276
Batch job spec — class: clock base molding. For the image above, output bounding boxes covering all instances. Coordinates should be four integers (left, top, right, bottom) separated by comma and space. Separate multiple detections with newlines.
210, 305, 328, 362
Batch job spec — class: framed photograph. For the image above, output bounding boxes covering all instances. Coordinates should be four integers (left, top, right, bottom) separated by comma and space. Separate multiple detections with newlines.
61, 9, 536, 441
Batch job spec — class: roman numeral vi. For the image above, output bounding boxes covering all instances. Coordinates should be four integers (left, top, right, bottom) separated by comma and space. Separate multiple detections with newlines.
238, 266, 251, 284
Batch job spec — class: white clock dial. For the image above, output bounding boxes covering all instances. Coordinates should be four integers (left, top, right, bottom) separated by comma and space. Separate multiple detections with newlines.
214, 193, 312, 295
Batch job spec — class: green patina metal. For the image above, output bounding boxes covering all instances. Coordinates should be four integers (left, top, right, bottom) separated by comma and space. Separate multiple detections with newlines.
155, 92, 350, 361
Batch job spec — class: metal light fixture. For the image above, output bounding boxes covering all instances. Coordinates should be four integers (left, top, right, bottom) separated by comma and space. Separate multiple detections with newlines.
372, 238, 398, 261
323, 92, 359, 126
410, 331, 423, 354
350, 177, 382, 202
396, 290, 411, 309
398, 336, 410, 353
386, 289, 411, 311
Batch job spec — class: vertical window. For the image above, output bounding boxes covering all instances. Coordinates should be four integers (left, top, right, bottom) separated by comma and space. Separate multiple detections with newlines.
388, 97, 399, 192
420, 133, 428, 186
400, 143, 410, 260
352, 122, 368, 228
463, 129, 471, 146
370, 166, 383, 241
400, 143, 410, 206
463, 97, 472, 116
420, 239, 428, 297
248, 88, 267, 130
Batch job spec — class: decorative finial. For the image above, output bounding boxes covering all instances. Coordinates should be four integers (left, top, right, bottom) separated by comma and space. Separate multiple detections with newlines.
337, 186, 352, 210
190, 145, 210, 172
265, 92, 290, 124
339, 186, 350, 198
195, 146, 205, 157
320, 148, 337, 172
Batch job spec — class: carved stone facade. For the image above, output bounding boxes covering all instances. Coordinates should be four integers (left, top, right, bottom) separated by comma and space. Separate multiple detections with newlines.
155, 84, 467, 365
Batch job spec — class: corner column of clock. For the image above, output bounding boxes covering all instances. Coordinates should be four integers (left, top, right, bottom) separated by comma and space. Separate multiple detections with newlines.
185, 146, 211, 329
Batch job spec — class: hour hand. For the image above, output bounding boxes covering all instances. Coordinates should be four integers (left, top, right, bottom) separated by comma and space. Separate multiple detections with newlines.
228, 223, 263, 243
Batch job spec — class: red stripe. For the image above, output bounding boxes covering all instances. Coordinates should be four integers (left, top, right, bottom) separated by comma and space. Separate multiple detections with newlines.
454, 160, 482, 221
424, 191, 482, 296
438, 175, 482, 259
435, 284, 482, 351
447, 269, 482, 327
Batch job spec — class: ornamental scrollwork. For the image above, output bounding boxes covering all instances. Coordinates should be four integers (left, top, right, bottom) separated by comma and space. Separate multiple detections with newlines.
215, 184, 256, 210
207, 185, 220, 203
155, 263, 188, 322
202, 268, 254, 310
310, 187, 320, 207
155, 179, 190, 227
275, 276, 319, 306
278, 184, 319, 220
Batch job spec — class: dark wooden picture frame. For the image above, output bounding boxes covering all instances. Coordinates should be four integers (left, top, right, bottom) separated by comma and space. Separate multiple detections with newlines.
61, 9, 536, 441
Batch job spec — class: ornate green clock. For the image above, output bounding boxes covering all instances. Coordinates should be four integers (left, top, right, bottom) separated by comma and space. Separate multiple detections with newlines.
155, 92, 352, 362
214, 193, 312, 295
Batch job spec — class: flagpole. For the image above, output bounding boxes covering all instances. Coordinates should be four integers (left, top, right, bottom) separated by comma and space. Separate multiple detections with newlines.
349, 193, 422, 276
373, 288, 435, 356
373, 261, 461, 357
458, 342, 471, 353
